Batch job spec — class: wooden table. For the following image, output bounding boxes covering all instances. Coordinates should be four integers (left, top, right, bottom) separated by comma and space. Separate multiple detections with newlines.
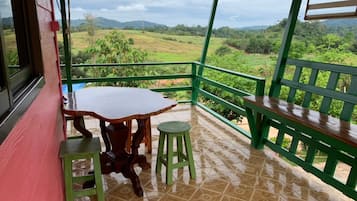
63, 87, 177, 196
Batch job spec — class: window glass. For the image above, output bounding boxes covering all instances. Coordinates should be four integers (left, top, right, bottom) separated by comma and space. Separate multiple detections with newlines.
1, 0, 20, 76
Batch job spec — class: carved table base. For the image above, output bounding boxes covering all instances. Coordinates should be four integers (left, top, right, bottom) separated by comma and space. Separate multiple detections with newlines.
74, 117, 150, 197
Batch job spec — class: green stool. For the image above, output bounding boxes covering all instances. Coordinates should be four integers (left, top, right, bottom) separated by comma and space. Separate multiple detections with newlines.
156, 121, 196, 185
60, 137, 104, 201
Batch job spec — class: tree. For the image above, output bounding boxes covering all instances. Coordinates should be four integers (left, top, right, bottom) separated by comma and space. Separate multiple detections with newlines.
84, 13, 96, 45
288, 41, 305, 59
350, 40, 357, 54
86, 31, 148, 87
88, 31, 146, 63
319, 34, 343, 50
245, 37, 273, 54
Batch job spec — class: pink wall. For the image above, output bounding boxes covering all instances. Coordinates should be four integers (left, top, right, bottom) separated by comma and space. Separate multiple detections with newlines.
0, 0, 65, 200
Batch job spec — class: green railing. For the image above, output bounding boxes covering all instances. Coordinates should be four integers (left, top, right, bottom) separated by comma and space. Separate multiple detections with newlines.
193, 62, 265, 137
61, 61, 266, 138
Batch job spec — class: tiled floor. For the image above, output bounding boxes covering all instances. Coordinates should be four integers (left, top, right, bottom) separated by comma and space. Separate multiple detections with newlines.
67, 104, 353, 201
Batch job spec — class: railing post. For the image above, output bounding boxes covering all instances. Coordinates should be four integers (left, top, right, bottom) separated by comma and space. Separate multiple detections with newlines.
269, 0, 302, 97
191, 63, 198, 104
193, 0, 219, 105
255, 79, 266, 96
60, 0, 73, 92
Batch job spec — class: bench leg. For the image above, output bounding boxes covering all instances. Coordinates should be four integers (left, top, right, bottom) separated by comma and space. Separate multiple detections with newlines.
245, 108, 269, 149
257, 116, 270, 149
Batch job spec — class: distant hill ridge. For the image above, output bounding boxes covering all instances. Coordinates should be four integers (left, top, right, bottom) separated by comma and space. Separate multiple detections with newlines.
70, 17, 167, 29
68, 17, 357, 30
2, 16, 357, 30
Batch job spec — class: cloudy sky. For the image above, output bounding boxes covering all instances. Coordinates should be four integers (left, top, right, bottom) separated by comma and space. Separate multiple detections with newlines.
56, 0, 311, 28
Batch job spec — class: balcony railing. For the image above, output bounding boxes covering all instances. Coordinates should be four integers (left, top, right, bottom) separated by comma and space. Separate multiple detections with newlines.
61, 61, 266, 138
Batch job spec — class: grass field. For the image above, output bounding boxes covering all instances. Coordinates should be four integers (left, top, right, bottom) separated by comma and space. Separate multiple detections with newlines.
59, 29, 225, 62
57, 28, 357, 70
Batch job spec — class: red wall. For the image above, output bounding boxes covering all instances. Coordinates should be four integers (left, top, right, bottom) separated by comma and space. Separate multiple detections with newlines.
0, 0, 65, 200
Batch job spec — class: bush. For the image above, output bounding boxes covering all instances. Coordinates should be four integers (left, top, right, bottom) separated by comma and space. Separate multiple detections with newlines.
215, 46, 232, 56
245, 37, 273, 54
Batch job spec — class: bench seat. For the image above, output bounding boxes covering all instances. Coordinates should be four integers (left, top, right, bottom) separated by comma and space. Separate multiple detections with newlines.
244, 95, 357, 149
243, 95, 357, 199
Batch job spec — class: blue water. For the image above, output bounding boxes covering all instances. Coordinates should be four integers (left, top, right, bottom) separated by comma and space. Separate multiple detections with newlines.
62, 83, 85, 94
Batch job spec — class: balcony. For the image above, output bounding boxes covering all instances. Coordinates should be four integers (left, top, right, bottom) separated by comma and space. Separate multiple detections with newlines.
67, 104, 352, 201
63, 62, 354, 200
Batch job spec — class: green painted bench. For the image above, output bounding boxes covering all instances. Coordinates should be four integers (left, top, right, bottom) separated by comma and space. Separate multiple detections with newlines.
243, 59, 357, 199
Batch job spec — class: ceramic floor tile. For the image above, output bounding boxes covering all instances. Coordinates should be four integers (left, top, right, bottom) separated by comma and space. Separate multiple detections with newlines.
159, 194, 186, 201
143, 177, 171, 194
105, 195, 125, 201
255, 177, 283, 194
200, 178, 229, 193
189, 189, 222, 201
251, 189, 279, 201
220, 195, 245, 201
109, 184, 138, 200
67, 104, 354, 201
281, 184, 309, 200
224, 184, 254, 200
278, 196, 305, 201
167, 182, 198, 200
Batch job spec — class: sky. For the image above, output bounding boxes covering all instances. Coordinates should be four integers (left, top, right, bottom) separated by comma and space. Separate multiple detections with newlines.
55, 0, 312, 28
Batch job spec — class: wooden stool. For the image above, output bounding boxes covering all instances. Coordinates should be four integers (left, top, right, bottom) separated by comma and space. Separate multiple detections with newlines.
60, 137, 104, 201
156, 121, 196, 185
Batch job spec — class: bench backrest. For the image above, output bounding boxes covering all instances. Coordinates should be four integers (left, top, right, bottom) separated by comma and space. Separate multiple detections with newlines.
269, 58, 357, 122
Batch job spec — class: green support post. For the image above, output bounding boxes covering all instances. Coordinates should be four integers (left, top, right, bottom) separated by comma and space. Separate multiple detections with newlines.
192, 0, 219, 105
256, 79, 266, 96
191, 62, 198, 104
269, 0, 302, 97
60, 0, 73, 92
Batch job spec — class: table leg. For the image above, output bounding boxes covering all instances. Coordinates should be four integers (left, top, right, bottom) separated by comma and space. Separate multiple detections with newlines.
125, 118, 152, 154
100, 122, 145, 197
73, 116, 92, 137
72, 118, 147, 197
133, 119, 151, 169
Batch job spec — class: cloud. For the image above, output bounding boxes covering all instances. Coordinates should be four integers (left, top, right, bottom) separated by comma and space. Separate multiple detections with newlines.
56, 0, 307, 27
116, 4, 146, 12
72, 7, 86, 12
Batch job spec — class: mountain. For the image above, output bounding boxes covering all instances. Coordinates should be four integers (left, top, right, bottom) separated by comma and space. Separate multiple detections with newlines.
322, 19, 357, 28
70, 17, 167, 29
236, 25, 269, 31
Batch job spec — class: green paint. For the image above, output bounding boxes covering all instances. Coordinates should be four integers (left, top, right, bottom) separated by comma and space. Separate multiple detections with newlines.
60, 0, 73, 92
60, 137, 104, 201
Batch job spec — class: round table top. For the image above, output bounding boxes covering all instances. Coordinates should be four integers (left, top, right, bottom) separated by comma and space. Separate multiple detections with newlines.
63, 87, 177, 123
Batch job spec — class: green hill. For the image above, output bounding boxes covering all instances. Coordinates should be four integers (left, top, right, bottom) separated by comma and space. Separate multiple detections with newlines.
64, 29, 225, 62
68, 17, 167, 29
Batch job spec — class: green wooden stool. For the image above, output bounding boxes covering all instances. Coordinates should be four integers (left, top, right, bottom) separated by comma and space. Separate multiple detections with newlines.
60, 137, 104, 201
156, 121, 196, 185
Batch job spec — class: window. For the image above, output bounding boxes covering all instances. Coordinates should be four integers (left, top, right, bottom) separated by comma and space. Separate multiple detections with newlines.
0, 0, 43, 143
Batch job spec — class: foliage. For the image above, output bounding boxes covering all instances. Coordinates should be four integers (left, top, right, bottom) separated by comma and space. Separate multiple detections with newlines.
245, 36, 273, 54
288, 41, 306, 59
128, 38, 134, 45
6, 50, 18, 65
60, 18, 357, 123
87, 31, 147, 63
215, 46, 232, 56
84, 14, 96, 35
349, 40, 357, 54
224, 39, 247, 50
85, 31, 151, 87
